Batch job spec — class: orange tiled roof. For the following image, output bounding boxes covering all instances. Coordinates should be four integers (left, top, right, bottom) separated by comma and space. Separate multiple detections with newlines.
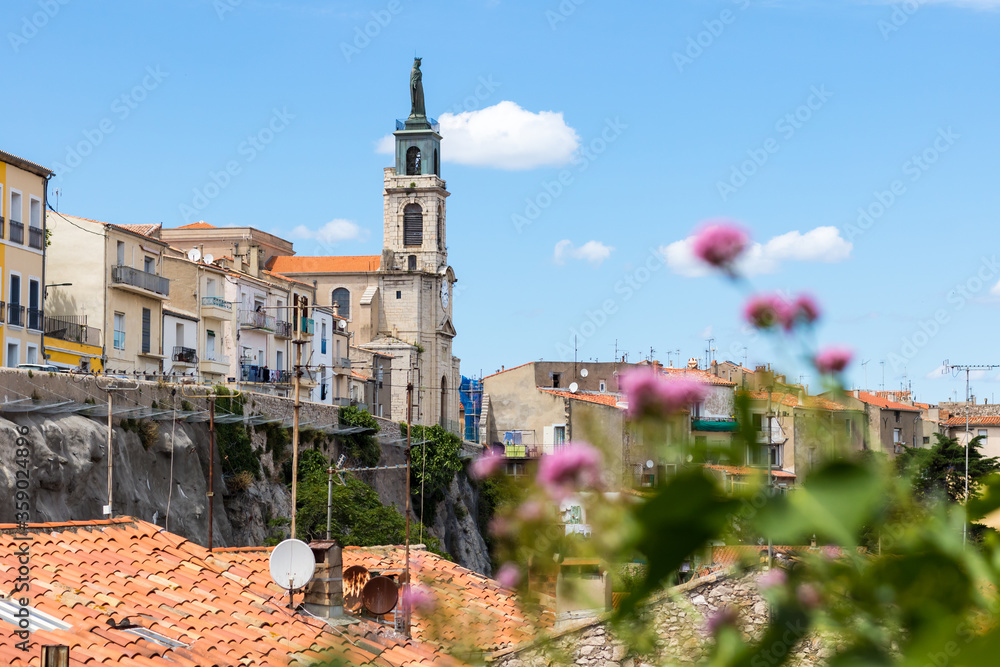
175, 221, 216, 229
115, 223, 161, 237
661, 367, 737, 387
856, 391, 920, 412
0, 518, 461, 666
269, 255, 381, 274
742, 391, 801, 408
709, 544, 860, 568
219, 544, 548, 655
943, 415, 1000, 426
703, 464, 796, 479
538, 388, 623, 408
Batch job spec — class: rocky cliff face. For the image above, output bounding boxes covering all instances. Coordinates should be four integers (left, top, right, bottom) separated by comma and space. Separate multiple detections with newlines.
0, 397, 493, 575
0, 413, 236, 546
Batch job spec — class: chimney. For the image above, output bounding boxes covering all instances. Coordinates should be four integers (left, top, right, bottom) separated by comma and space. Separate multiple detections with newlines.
303, 540, 343, 619
687, 358, 698, 369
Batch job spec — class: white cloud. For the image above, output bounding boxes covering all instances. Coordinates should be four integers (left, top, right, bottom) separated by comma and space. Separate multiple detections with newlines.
374, 135, 394, 155
290, 219, 368, 246
661, 226, 853, 277
374, 101, 580, 170
554, 239, 614, 266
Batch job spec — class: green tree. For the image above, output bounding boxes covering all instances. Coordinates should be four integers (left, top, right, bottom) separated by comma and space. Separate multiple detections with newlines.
338, 405, 381, 468
897, 433, 999, 503
213, 386, 260, 480
292, 449, 444, 555
404, 424, 463, 524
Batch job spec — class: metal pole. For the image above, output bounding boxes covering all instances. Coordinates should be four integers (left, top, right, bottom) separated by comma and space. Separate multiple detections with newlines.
106, 389, 113, 519
767, 388, 773, 568
326, 467, 334, 540
405, 381, 413, 639
964, 369, 970, 547
291, 329, 302, 539
208, 394, 215, 551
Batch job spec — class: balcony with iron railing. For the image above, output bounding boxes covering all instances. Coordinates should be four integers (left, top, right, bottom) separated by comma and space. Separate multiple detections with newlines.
6, 303, 25, 328
44, 315, 101, 346
274, 320, 293, 339
27, 308, 43, 331
238, 310, 276, 331
28, 226, 44, 250
200, 296, 232, 320
9, 220, 24, 245
240, 364, 290, 384
171, 346, 198, 365
200, 353, 230, 376
111, 265, 170, 297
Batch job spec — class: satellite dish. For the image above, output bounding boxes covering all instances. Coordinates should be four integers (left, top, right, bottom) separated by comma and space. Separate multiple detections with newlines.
361, 576, 399, 616
269, 539, 316, 590
187, 248, 201, 262
343, 565, 371, 612
203, 254, 214, 264
338, 320, 347, 330
568, 382, 579, 394
646, 460, 655, 469
580, 368, 589, 378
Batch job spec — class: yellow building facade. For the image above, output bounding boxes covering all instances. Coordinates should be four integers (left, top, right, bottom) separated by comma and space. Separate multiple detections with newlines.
0, 150, 51, 368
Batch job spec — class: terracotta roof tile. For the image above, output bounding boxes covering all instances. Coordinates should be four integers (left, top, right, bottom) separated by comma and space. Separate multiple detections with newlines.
704, 464, 796, 479
538, 388, 624, 408
175, 221, 216, 229
944, 415, 1000, 426
856, 391, 921, 412
662, 367, 737, 386
269, 255, 381, 274
0, 517, 462, 666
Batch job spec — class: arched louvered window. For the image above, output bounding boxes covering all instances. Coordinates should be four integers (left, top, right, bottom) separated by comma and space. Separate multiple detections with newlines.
437, 210, 444, 250
406, 146, 421, 175
331, 287, 350, 319
404, 204, 423, 246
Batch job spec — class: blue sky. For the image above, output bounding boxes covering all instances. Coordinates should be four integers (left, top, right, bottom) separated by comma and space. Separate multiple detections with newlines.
3, 0, 999, 402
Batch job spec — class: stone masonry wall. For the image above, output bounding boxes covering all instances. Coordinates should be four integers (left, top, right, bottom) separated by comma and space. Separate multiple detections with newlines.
491, 572, 828, 667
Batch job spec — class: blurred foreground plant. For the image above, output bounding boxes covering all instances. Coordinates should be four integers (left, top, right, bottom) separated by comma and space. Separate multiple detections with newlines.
473, 221, 1000, 666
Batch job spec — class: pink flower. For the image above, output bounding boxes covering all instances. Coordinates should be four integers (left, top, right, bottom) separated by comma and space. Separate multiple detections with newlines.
743, 294, 786, 330
796, 584, 822, 610
496, 562, 521, 589
706, 605, 739, 636
402, 584, 435, 613
692, 221, 749, 271
517, 500, 544, 521
488, 515, 512, 537
621, 368, 708, 418
821, 545, 840, 561
537, 442, 603, 499
814, 346, 852, 374
757, 567, 787, 590
470, 450, 504, 480
782, 294, 821, 331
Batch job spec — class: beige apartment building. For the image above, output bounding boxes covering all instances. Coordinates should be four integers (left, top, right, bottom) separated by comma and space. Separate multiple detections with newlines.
160, 249, 234, 383
1, 150, 51, 367
46, 213, 170, 375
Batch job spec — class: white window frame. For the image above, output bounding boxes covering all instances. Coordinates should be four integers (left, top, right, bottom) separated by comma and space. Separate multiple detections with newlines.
28, 195, 41, 228
25, 343, 38, 365
5, 339, 20, 368
9, 188, 22, 223
7, 270, 22, 329
113, 312, 126, 350
0, 184, 4, 219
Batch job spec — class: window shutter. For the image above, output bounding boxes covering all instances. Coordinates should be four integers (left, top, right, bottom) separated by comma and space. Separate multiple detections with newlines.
141, 308, 151, 354
403, 204, 423, 246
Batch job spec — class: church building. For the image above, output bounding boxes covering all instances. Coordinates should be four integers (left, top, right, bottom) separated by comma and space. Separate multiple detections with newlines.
267, 59, 461, 430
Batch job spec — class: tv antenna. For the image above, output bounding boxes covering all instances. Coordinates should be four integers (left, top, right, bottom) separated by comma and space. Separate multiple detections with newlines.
941, 360, 1000, 547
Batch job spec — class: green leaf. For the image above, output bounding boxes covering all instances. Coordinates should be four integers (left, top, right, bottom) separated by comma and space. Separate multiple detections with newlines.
968, 473, 1000, 521
618, 469, 738, 616
756, 460, 885, 545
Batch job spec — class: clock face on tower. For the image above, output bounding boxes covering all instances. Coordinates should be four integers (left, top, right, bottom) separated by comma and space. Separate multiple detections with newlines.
440, 281, 450, 309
